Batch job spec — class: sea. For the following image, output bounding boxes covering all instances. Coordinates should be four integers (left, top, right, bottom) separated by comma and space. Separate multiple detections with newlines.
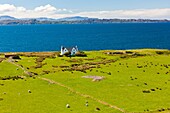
0, 23, 170, 52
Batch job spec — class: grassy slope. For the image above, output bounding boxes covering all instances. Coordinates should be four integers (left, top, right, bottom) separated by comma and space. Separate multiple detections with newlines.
0, 49, 170, 113
0, 61, 24, 78
43, 55, 170, 112
0, 78, 120, 113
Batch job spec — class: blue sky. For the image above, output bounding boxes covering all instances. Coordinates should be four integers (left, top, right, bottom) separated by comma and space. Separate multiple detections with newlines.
0, 0, 170, 19
0, 0, 170, 10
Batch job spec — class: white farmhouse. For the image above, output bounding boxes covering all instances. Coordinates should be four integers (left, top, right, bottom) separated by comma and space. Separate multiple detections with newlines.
60, 46, 79, 55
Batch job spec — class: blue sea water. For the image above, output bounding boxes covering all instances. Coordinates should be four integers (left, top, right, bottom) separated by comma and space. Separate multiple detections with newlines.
0, 23, 170, 52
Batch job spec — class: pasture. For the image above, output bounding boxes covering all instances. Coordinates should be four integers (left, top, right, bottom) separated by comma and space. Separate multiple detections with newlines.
0, 49, 170, 113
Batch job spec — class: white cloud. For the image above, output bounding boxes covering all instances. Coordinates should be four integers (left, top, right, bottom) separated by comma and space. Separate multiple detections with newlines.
34, 4, 56, 13
0, 4, 170, 19
0, 4, 72, 18
76, 9, 170, 19
17, 7, 26, 12
0, 4, 16, 12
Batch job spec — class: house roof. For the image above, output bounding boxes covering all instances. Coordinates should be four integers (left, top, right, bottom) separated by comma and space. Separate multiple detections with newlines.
62, 46, 78, 52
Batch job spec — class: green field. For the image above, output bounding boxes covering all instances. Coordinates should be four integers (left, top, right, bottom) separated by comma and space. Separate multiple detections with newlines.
0, 49, 170, 113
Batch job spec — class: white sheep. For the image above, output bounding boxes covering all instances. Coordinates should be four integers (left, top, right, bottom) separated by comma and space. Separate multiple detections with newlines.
28, 90, 31, 93
85, 103, 88, 107
66, 104, 70, 108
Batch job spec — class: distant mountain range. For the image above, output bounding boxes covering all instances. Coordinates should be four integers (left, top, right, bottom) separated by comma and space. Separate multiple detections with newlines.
57, 16, 98, 21
0, 15, 170, 25
0, 16, 17, 20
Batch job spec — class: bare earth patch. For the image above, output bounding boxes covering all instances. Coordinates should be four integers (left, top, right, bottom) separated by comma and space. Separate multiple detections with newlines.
82, 76, 105, 82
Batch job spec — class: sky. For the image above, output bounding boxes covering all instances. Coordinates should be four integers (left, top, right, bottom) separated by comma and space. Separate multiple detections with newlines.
0, 0, 170, 19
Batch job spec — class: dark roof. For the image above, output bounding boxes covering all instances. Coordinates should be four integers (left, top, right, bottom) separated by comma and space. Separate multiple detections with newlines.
63, 46, 77, 52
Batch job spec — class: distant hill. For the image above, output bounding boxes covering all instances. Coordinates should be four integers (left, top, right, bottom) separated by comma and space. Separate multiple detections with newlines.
0, 15, 170, 25
0, 16, 17, 20
57, 16, 98, 21
32, 17, 56, 21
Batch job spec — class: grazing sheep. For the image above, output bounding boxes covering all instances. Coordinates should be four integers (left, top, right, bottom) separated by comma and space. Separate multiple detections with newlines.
66, 104, 70, 108
85, 103, 88, 107
28, 90, 31, 93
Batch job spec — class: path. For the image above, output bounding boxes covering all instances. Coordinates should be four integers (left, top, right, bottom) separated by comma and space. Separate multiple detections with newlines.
40, 77, 126, 113
7, 59, 126, 113
6, 58, 33, 76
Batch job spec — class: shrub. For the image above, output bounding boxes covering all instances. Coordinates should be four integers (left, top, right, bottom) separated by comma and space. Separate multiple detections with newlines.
75, 51, 87, 57
63, 52, 71, 57
156, 50, 170, 55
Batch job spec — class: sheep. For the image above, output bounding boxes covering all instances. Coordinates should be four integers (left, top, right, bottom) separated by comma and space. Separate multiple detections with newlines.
85, 101, 88, 106
28, 90, 31, 93
85, 103, 88, 107
66, 104, 70, 108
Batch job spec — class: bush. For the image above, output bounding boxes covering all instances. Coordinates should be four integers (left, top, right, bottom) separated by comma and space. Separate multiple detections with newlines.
63, 52, 71, 57
75, 51, 87, 57
156, 51, 170, 55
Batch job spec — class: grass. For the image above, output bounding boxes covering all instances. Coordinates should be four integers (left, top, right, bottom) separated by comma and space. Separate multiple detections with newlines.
0, 78, 120, 113
0, 49, 170, 113
0, 61, 24, 78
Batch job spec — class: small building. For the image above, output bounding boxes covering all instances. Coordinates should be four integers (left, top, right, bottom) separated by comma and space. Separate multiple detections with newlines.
60, 46, 79, 56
